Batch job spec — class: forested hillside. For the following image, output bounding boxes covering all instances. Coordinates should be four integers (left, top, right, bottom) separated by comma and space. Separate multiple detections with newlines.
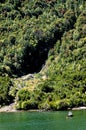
0, 0, 86, 110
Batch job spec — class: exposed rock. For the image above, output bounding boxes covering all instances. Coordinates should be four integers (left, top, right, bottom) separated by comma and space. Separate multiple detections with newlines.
0, 103, 17, 112
72, 106, 86, 110
21, 74, 35, 80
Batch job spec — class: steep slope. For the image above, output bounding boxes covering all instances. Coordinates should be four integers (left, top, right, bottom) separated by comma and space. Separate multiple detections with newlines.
0, 0, 86, 110
16, 9, 86, 110
0, 0, 77, 77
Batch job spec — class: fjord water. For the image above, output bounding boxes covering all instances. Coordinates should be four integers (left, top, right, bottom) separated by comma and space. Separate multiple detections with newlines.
0, 111, 86, 130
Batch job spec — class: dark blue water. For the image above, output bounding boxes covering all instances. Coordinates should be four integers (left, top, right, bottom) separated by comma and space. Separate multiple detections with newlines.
0, 110, 86, 130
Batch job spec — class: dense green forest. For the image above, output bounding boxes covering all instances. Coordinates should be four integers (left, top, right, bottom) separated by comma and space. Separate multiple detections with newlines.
0, 0, 86, 110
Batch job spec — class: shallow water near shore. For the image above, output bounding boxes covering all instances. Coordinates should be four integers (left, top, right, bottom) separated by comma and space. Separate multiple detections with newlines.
0, 110, 86, 130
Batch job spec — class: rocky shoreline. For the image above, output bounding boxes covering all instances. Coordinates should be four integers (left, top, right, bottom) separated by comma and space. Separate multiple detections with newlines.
72, 106, 86, 110
0, 104, 86, 112
0, 103, 17, 112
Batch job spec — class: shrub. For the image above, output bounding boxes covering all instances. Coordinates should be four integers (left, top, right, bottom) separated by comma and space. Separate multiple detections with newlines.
41, 81, 54, 93
16, 99, 38, 110
38, 102, 50, 110
0, 76, 14, 106
56, 100, 70, 110
17, 89, 30, 101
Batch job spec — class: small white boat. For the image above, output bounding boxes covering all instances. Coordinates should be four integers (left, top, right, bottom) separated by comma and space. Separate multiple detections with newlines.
68, 111, 73, 117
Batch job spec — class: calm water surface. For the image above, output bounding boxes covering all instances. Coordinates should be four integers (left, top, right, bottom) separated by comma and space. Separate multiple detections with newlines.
0, 110, 86, 130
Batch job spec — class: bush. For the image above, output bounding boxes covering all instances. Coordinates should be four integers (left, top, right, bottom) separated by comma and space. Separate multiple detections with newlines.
0, 76, 14, 106
41, 81, 54, 93
56, 100, 70, 110
17, 89, 30, 101
38, 102, 50, 110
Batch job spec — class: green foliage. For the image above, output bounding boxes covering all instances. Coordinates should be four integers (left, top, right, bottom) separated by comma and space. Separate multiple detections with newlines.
17, 89, 30, 101
16, 89, 39, 110
21, 100, 38, 110
40, 81, 54, 93
1, 0, 84, 77
0, 76, 14, 106
0, 0, 86, 109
